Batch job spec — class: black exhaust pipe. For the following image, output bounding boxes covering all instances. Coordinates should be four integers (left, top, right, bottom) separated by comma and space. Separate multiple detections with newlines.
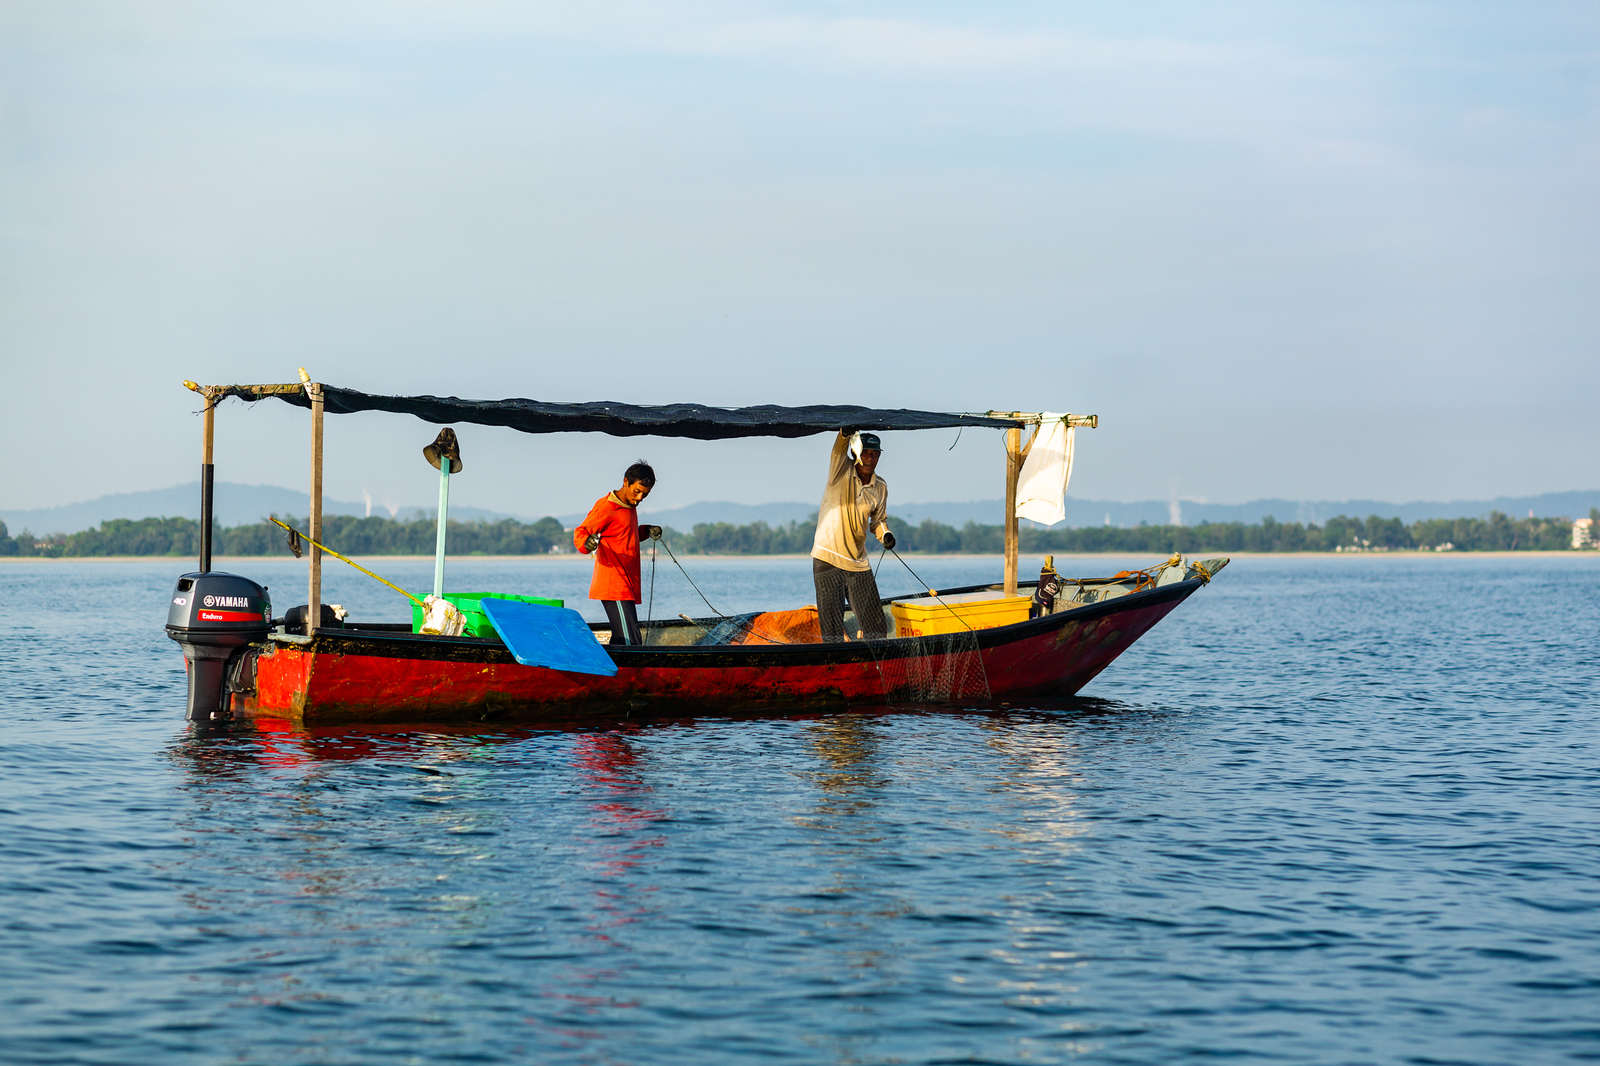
199, 462, 214, 575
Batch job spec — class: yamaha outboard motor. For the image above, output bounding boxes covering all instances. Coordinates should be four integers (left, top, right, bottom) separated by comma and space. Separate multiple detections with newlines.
165, 572, 271, 722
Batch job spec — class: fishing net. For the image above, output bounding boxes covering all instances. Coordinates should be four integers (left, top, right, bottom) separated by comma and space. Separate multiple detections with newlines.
862, 547, 993, 703
657, 541, 989, 703
867, 623, 991, 703
694, 613, 763, 645
721, 604, 991, 701
729, 608, 822, 645
687, 608, 824, 646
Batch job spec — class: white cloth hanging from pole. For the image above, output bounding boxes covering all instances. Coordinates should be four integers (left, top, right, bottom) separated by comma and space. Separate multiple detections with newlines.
1014, 415, 1075, 526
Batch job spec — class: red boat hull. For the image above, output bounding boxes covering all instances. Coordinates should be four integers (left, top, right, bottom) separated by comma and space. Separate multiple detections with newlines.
227, 580, 1201, 724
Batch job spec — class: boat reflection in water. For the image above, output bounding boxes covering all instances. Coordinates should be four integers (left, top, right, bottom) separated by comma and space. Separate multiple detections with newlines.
166, 718, 681, 1042
794, 714, 902, 957
161, 704, 1111, 1059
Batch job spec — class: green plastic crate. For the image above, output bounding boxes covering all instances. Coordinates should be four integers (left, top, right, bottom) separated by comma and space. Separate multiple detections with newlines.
411, 592, 564, 639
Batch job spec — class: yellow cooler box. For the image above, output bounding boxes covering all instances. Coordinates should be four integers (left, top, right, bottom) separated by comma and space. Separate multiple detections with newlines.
890, 590, 1032, 637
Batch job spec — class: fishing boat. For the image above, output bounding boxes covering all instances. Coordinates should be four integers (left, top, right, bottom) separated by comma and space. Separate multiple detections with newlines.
165, 379, 1227, 724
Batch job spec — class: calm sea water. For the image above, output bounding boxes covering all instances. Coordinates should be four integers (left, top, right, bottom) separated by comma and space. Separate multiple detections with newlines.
2, 553, 1597, 1065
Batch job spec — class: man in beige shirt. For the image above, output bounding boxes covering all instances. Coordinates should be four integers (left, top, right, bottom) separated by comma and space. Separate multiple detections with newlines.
811, 430, 896, 640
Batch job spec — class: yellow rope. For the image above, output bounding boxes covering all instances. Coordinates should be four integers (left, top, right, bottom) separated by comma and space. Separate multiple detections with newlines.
1114, 553, 1183, 592
267, 517, 426, 608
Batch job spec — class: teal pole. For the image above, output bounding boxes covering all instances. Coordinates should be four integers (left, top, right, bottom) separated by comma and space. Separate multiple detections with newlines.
433, 464, 450, 599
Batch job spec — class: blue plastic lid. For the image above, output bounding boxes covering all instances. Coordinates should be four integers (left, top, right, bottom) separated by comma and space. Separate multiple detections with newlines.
479, 598, 619, 677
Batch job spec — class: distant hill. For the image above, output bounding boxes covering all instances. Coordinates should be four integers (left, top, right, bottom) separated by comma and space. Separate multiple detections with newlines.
624, 500, 821, 530
9, 485, 1598, 537
1062, 491, 1600, 527
629, 491, 1600, 530
0, 482, 518, 535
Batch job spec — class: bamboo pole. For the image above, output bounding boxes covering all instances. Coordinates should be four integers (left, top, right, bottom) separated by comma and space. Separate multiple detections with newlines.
305, 372, 324, 636
1004, 425, 1021, 596
987, 411, 1099, 429
200, 390, 215, 574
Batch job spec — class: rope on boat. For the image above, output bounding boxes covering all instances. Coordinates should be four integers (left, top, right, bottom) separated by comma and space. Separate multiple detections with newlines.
267, 517, 425, 608
883, 546, 982, 637
656, 535, 724, 617
647, 538, 657, 626
1111, 552, 1183, 593
655, 535, 785, 645
871, 544, 991, 702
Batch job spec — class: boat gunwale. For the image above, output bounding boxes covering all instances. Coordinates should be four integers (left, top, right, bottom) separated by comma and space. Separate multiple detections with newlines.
269, 577, 1205, 669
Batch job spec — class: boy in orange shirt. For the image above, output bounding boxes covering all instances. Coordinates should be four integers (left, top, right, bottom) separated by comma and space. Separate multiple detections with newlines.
574, 461, 662, 646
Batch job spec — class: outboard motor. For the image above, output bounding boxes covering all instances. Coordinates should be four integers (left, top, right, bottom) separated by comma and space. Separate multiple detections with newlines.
165, 572, 271, 722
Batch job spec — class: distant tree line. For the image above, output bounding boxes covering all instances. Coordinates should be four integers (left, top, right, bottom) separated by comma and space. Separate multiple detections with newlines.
4, 508, 1596, 558
1017, 511, 1587, 554
680, 511, 1586, 555
0, 514, 566, 558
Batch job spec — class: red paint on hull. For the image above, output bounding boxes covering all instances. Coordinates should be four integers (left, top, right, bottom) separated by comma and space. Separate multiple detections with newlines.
232, 581, 1198, 724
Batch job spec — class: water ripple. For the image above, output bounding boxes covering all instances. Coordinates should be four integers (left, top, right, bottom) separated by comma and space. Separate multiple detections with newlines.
1, 556, 1598, 1063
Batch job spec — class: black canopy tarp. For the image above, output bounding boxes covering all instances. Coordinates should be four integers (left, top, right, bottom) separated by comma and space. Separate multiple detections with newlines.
249, 385, 1023, 440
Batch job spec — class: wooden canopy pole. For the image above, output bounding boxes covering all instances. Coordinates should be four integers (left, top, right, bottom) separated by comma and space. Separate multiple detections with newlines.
200, 389, 215, 573
186, 379, 321, 575
991, 412, 1098, 597
303, 370, 324, 636
1004, 426, 1022, 596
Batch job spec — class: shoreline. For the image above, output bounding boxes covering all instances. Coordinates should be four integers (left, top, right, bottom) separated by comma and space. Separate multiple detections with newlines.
3, 551, 1595, 563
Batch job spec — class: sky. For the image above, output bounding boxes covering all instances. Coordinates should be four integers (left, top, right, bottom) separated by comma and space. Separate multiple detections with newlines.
2, 1, 1596, 518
